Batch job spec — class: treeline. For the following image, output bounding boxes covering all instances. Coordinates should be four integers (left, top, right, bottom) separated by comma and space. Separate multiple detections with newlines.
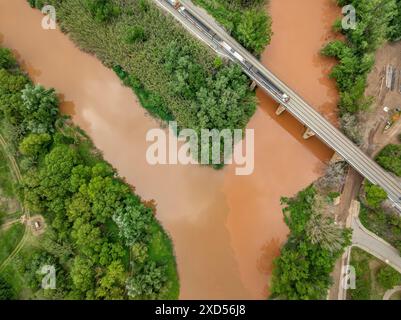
348, 248, 401, 300
0, 47, 178, 299
270, 186, 351, 300
390, 0, 401, 41
27, 0, 256, 163
321, 0, 401, 144
376, 143, 401, 177
192, 0, 272, 55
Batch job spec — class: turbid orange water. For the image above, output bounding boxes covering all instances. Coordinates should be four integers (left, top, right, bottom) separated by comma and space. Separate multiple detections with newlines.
0, 0, 339, 299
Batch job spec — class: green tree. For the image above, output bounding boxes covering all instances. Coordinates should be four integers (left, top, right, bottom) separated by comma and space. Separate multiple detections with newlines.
112, 196, 153, 246
235, 9, 270, 55
71, 256, 95, 298
271, 186, 349, 300
124, 26, 147, 44
95, 260, 126, 299
364, 183, 387, 208
0, 69, 29, 126
377, 265, 401, 290
281, 186, 316, 237
126, 261, 167, 299
20, 84, 59, 134
389, 0, 401, 41
71, 218, 104, 262
86, 0, 120, 23
306, 212, 349, 252
0, 48, 17, 70
376, 144, 401, 177
19, 133, 52, 156
87, 175, 129, 224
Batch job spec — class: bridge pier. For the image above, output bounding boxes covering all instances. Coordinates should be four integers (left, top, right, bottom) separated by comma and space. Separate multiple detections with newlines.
276, 104, 286, 116
330, 152, 344, 164
250, 80, 257, 91
303, 127, 316, 140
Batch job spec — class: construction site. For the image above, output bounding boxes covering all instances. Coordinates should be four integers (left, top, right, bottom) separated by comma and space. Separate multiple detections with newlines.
362, 41, 401, 152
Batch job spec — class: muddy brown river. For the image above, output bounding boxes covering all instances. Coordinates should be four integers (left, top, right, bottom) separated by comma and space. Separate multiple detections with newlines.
0, 0, 339, 299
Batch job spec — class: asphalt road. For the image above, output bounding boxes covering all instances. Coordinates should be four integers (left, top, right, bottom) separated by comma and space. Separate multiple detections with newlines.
154, 0, 401, 211
352, 215, 401, 274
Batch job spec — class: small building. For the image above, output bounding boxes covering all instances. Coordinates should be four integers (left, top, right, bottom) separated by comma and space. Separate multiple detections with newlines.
33, 221, 41, 230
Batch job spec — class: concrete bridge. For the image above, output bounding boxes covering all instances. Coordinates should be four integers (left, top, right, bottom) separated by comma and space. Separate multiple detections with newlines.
155, 0, 401, 211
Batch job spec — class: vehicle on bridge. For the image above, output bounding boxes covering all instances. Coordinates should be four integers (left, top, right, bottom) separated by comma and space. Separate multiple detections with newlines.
166, 0, 181, 9
169, 0, 291, 105
220, 42, 246, 62
220, 41, 290, 103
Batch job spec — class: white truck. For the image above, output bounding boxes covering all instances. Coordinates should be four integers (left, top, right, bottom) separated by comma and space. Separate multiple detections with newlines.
220, 41, 246, 63
166, 0, 180, 9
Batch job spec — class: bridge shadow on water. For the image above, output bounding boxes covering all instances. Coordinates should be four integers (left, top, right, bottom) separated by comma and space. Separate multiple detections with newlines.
256, 89, 334, 164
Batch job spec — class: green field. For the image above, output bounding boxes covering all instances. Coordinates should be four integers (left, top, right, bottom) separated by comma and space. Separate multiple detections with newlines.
0, 224, 24, 266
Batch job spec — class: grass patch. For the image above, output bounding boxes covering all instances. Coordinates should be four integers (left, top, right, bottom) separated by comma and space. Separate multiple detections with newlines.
147, 222, 179, 300
0, 223, 24, 265
348, 247, 401, 300
0, 240, 41, 299
113, 65, 174, 122
376, 144, 401, 177
0, 44, 180, 299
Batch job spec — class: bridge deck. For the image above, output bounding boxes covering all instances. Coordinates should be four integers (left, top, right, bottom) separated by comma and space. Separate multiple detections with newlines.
155, 0, 401, 211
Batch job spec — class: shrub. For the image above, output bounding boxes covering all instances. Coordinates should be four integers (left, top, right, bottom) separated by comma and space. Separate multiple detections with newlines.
364, 183, 388, 208
124, 26, 147, 44
377, 265, 401, 290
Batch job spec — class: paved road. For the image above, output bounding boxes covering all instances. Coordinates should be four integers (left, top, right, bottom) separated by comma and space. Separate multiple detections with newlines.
383, 286, 401, 300
352, 215, 401, 274
154, 0, 401, 211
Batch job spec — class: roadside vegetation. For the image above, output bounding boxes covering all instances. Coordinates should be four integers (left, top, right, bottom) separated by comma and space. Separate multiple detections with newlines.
321, 0, 401, 144
0, 224, 24, 266
271, 0, 401, 300
348, 247, 401, 300
270, 186, 351, 300
359, 141, 401, 254
192, 0, 272, 55
28, 0, 257, 166
0, 47, 179, 299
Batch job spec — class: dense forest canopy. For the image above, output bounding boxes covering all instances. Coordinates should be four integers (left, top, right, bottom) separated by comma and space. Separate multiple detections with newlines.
0, 47, 178, 299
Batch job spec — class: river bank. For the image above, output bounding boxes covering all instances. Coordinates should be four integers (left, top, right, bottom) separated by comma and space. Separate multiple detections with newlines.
0, 0, 339, 299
